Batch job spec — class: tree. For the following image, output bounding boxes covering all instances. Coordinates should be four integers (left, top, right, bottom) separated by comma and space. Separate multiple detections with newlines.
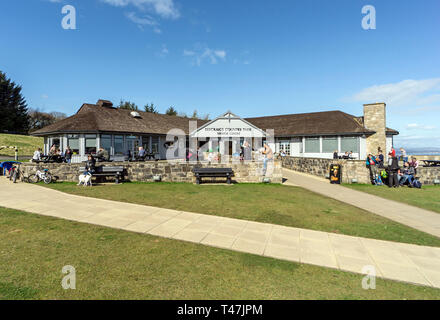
144, 103, 158, 113
165, 106, 178, 116
28, 109, 67, 132
118, 100, 139, 111
190, 109, 199, 119
0, 71, 29, 133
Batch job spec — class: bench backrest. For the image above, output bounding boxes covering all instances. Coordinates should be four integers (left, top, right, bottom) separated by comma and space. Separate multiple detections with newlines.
79, 166, 124, 173
192, 167, 233, 174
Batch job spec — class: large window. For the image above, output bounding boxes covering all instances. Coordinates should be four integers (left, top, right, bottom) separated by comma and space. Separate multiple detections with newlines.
279, 141, 291, 155
151, 136, 159, 153
114, 135, 124, 155
101, 135, 112, 155
85, 134, 97, 154
322, 136, 338, 153
305, 137, 320, 153
341, 136, 359, 154
67, 134, 80, 154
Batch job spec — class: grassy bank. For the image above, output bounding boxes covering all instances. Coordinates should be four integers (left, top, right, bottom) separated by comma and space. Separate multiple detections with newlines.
1, 207, 439, 300
43, 182, 440, 246
344, 184, 440, 214
0, 133, 43, 157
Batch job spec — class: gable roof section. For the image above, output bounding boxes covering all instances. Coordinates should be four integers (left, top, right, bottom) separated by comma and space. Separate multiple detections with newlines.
190, 111, 267, 137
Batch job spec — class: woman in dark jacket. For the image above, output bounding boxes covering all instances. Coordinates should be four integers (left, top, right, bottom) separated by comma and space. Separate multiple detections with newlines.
84, 155, 96, 175
388, 156, 400, 188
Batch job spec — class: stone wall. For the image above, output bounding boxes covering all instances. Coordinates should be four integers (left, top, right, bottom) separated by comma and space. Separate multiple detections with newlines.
20, 160, 282, 184
417, 167, 440, 185
281, 156, 370, 184
281, 156, 440, 185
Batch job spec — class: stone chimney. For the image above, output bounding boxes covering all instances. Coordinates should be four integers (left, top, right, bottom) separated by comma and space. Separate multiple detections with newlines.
96, 99, 114, 108
363, 102, 386, 155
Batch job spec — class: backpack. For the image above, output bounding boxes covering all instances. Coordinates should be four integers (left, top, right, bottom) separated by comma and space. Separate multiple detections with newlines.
380, 170, 388, 179
412, 179, 422, 189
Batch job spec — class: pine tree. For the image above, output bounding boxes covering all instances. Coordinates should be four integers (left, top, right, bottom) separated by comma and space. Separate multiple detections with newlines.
0, 71, 29, 133
117, 100, 139, 111
165, 106, 178, 116
144, 103, 158, 113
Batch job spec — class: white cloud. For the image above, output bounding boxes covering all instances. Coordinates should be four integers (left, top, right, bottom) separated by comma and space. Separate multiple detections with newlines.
101, 0, 180, 19
157, 44, 169, 57
125, 11, 161, 33
41, 94, 49, 99
183, 47, 227, 66
348, 78, 440, 106
406, 123, 437, 130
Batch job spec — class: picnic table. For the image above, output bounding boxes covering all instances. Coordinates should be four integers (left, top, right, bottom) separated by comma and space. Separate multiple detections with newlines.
422, 160, 440, 167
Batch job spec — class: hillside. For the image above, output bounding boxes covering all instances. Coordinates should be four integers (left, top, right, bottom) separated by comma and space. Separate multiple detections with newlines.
0, 133, 44, 157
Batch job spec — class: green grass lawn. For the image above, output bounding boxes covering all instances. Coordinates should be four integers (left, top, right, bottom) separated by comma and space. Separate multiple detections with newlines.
1, 207, 439, 300
0, 133, 43, 157
43, 182, 440, 247
344, 184, 440, 214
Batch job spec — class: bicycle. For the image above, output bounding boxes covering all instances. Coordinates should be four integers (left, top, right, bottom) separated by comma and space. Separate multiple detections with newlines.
28, 168, 53, 184
9, 163, 26, 183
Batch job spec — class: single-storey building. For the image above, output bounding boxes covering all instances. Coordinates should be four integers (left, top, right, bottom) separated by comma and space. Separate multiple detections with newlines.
31, 99, 398, 162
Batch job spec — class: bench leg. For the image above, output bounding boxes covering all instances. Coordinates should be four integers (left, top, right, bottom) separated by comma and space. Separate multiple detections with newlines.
227, 176, 231, 184
196, 177, 201, 185
115, 174, 120, 184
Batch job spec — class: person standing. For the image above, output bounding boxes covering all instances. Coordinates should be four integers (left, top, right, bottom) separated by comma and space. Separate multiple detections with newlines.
400, 148, 408, 163
388, 156, 400, 188
64, 146, 73, 164
262, 142, 273, 176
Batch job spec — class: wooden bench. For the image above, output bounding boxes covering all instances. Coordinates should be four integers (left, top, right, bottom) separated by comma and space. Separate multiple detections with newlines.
79, 166, 124, 184
192, 167, 233, 185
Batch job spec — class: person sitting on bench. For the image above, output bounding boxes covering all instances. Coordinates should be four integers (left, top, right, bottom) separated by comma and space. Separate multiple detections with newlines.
96, 147, 109, 162
84, 155, 96, 175
136, 146, 147, 161
398, 162, 415, 187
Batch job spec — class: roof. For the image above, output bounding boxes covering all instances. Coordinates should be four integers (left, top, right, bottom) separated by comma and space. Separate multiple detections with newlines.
31, 101, 399, 137
31, 103, 209, 136
245, 111, 377, 136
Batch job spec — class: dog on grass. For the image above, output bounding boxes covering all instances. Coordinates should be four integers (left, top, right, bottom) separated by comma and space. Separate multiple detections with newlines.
77, 172, 92, 187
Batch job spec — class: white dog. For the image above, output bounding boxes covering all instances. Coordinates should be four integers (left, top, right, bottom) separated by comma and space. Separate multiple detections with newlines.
77, 172, 92, 187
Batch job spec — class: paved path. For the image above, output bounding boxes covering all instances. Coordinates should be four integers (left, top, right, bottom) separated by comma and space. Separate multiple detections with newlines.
283, 169, 440, 238
0, 177, 440, 289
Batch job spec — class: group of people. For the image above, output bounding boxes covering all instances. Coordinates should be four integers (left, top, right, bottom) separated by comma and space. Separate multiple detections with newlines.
366, 146, 419, 188
32, 145, 74, 163
333, 151, 355, 160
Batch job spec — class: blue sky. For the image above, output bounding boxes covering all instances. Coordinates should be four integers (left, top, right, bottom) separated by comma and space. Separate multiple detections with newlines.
1, 0, 439, 149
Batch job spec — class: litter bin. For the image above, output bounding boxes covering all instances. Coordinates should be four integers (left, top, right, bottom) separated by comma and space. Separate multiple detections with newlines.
329, 164, 342, 184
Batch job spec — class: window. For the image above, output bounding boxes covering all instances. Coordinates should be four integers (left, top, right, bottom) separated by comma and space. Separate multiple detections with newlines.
67, 134, 79, 154
85, 134, 97, 154
151, 136, 159, 153
305, 137, 320, 153
341, 136, 359, 154
279, 141, 291, 155
101, 135, 112, 155
322, 136, 338, 153
114, 135, 124, 155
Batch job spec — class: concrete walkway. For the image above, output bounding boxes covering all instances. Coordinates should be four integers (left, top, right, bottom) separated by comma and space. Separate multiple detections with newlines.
0, 177, 440, 289
283, 169, 440, 238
